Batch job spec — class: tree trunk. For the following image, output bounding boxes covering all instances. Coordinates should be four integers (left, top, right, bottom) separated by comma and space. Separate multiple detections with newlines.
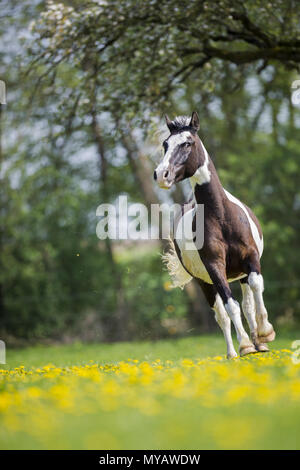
118, 126, 161, 207
91, 109, 129, 341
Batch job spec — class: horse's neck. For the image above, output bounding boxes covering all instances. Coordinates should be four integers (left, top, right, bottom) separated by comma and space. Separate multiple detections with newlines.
190, 156, 226, 219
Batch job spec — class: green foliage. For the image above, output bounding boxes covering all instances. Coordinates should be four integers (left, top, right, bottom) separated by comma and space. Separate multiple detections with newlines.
120, 248, 188, 339
29, 0, 300, 115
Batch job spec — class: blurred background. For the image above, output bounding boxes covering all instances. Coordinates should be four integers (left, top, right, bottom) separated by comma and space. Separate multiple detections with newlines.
1, 0, 300, 346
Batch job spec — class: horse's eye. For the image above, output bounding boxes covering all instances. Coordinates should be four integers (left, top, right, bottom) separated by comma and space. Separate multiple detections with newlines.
185, 142, 191, 147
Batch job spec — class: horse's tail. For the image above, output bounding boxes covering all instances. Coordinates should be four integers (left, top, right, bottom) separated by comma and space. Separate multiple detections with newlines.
161, 238, 192, 290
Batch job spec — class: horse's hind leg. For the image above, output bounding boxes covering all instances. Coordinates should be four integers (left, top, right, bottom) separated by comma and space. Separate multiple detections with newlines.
248, 271, 275, 343
197, 279, 238, 359
246, 256, 275, 344
240, 278, 269, 352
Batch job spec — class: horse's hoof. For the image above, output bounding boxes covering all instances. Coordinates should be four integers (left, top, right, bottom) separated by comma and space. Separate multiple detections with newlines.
227, 351, 238, 359
258, 328, 276, 343
255, 343, 269, 353
239, 345, 257, 357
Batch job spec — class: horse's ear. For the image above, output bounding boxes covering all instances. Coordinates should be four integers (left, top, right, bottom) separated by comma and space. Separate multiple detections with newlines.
165, 114, 173, 132
189, 111, 200, 131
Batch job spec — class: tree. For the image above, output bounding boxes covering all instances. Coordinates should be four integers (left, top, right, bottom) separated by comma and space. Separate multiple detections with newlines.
1, 0, 300, 344
30, 0, 300, 115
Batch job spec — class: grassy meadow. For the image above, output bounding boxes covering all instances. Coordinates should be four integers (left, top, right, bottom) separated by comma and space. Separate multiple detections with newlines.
0, 334, 299, 450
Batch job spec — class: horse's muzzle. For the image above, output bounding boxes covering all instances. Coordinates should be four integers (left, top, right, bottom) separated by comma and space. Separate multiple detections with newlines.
153, 165, 174, 189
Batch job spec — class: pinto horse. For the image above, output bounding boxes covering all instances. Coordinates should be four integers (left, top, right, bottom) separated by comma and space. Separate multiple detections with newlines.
154, 112, 275, 358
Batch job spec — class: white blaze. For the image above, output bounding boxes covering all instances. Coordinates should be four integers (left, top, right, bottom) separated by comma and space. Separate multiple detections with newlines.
156, 131, 191, 173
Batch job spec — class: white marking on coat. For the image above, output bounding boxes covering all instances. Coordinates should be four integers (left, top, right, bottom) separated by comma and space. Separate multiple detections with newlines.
224, 298, 253, 348
175, 206, 212, 284
174, 207, 247, 284
190, 140, 211, 187
224, 189, 264, 257
213, 294, 237, 358
248, 272, 274, 338
241, 282, 257, 334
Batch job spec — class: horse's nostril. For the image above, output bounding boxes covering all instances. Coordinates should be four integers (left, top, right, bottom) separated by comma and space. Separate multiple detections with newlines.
163, 170, 169, 179
153, 170, 157, 180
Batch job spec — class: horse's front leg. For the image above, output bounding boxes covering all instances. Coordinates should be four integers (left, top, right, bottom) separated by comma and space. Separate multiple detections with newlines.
197, 279, 237, 359
203, 258, 257, 357
213, 293, 238, 359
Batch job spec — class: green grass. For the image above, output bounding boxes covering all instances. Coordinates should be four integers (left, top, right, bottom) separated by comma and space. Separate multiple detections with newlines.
3, 332, 294, 368
1, 333, 300, 450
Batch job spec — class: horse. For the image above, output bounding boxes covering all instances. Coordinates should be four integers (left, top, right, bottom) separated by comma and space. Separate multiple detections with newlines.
153, 111, 275, 358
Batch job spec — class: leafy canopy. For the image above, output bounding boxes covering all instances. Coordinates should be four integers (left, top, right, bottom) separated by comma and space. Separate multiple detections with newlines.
30, 0, 300, 114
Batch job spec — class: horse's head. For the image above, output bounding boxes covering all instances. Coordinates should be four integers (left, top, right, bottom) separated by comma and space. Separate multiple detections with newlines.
154, 111, 204, 189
